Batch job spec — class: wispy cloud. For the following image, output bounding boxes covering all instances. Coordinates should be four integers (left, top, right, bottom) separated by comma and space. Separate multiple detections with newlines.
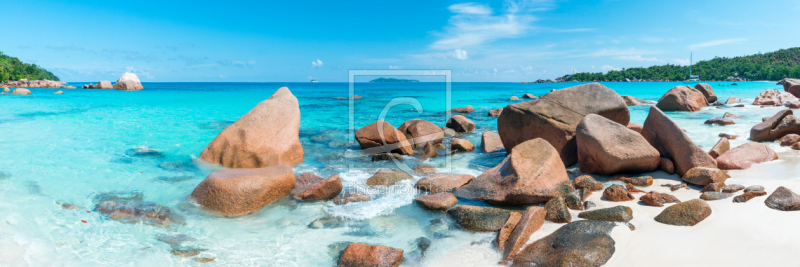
311, 59, 323, 68
672, 58, 690, 66
454, 49, 468, 60
218, 59, 257, 68
448, 3, 493, 15
688, 38, 747, 50
46, 45, 85, 51
616, 55, 662, 62
123, 51, 158, 62
601, 65, 620, 72
588, 48, 661, 57
125, 66, 153, 79
430, 1, 548, 50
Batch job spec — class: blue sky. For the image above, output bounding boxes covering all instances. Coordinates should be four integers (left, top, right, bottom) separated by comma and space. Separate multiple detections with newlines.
3, 0, 799, 82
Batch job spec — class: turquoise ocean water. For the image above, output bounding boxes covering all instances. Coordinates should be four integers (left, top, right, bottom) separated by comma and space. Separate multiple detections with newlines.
0, 81, 787, 266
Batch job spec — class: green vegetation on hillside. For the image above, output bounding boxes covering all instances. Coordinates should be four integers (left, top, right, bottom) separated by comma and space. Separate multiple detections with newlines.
563, 47, 800, 82
369, 77, 420, 82
0, 51, 59, 82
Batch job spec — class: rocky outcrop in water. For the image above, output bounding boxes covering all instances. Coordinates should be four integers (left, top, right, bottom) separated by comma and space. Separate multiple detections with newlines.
498, 83, 629, 166
11, 88, 31, 95
1, 79, 66, 88
112, 73, 144, 90
200, 87, 304, 168
366, 168, 413, 186
398, 119, 443, 148
656, 86, 708, 111
752, 89, 797, 106
94, 192, 183, 227
445, 115, 475, 133
449, 138, 475, 152
190, 165, 295, 216
293, 174, 342, 201
355, 120, 414, 155
480, 132, 504, 152
450, 106, 474, 113
414, 193, 457, 211
415, 174, 474, 193
693, 83, 717, 103
456, 138, 573, 205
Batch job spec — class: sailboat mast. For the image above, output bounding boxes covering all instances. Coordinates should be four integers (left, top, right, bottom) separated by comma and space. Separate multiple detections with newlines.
689, 52, 692, 76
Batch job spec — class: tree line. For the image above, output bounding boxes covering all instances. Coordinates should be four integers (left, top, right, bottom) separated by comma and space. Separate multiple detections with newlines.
0, 51, 60, 82
562, 47, 800, 82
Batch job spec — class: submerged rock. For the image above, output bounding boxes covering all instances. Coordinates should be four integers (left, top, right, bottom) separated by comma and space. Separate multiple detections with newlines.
171, 246, 206, 257
498, 83, 629, 166
704, 117, 734, 126
199, 87, 304, 168
716, 142, 778, 170
544, 196, 571, 223
447, 205, 514, 231
765, 186, 800, 211
578, 205, 633, 222
332, 191, 371, 205
488, 108, 504, 117
576, 114, 660, 175
413, 164, 436, 176
415, 174, 474, 193
190, 165, 295, 216
456, 138, 573, 205
450, 106, 474, 113
295, 172, 324, 187
366, 169, 413, 186
641, 106, 717, 176
95, 199, 183, 227
371, 152, 403, 162
414, 193, 458, 211
512, 220, 616, 267
338, 243, 403, 267
157, 234, 196, 246
694, 83, 717, 103
125, 146, 164, 157
654, 199, 712, 226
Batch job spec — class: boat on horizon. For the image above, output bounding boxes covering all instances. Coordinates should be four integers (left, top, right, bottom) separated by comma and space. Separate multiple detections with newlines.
684, 52, 700, 84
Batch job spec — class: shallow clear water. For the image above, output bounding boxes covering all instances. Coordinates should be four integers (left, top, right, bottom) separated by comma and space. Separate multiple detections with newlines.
0, 81, 787, 266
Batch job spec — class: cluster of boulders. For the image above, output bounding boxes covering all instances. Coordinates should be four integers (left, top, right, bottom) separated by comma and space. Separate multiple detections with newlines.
81, 73, 144, 91
0, 79, 66, 88
82, 80, 113, 89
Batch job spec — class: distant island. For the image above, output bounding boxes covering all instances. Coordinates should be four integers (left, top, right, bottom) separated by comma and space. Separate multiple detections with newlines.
562, 47, 800, 82
369, 78, 419, 83
0, 51, 59, 82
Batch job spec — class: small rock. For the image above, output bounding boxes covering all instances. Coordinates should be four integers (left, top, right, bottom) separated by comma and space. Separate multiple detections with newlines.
295, 172, 324, 187
700, 191, 734, 201
450, 138, 475, 152
333, 191, 371, 205
488, 108, 504, 117
448, 205, 514, 231
722, 184, 745, 193
704, 118, 735, 126
700, 182, 725, 193
171, 246, 206, 257
414, 193, 458, 211
583, 201, 596, 209
779, 134, 800, 146
450, 106, 474, 113
625, 183, 646, 194
765, 186, 800, 211
654, 199, 712, 226
660, 158, 675, 175
480, 132, 504, 152
573, 175, 604, 191
744, 185, 765, 193
338, 243, 403, 267
446, 115, 475, 133
372, 152, 403, 162
193, 258, 215, 263
564, 194, 584, 210
733, 191, 767, 203
501, 206, 546, 262
611, 175, 653, 186
640, 191, 680, 207
682, 167, 730, 186
366, 169, 413, 186
544, 196, 571, 223
509, 96, 520, 100
294, 174, 343, 201
522, 93, 537, 99
578, 206, 633, 222
413, 164, 436, 176
602, 185, 634, 202
719, 133, 738, 140
708, 137, 730, 159
415, 174, 475, 193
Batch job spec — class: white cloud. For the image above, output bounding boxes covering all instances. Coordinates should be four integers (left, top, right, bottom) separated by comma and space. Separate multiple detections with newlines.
493, 68, 498, 73
616, 55, 662, 62
430, 1, 543, 50
312, 59, 323, 68
448, 3, 493, 15
454, 49, 468, 60
688, 38, 747, 50
672, 58, 691, 66
601, 65, 620, 72
521, 65, 533, 71
218, 59, 257, 68
389, 65, 402, 69
590, 48, 660, 57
